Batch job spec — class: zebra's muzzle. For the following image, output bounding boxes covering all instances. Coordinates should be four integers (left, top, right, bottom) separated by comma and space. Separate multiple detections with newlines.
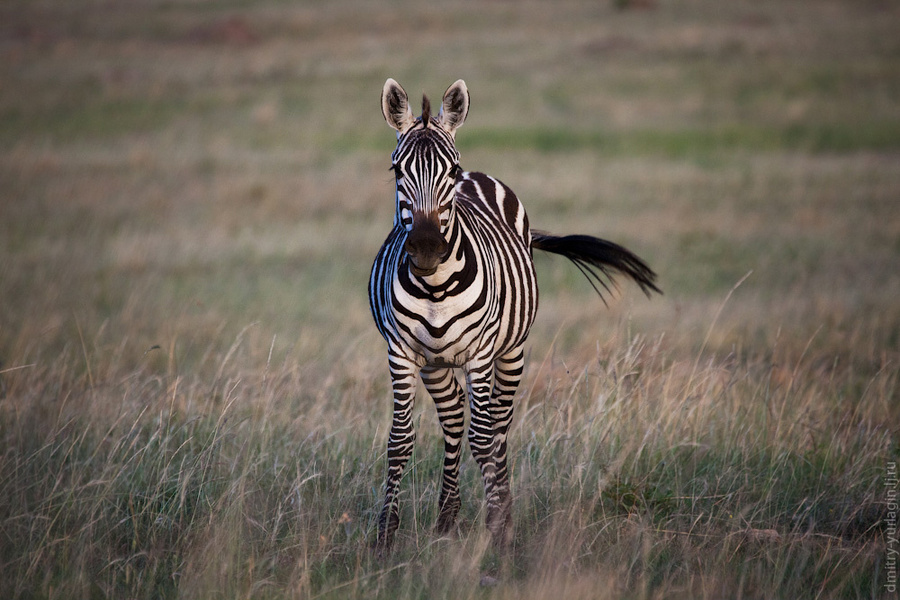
405, 216, 450, 278
409, 261, 440, 277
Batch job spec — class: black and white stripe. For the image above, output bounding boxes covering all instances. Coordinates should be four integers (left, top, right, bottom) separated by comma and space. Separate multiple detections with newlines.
369, 79, 661, 551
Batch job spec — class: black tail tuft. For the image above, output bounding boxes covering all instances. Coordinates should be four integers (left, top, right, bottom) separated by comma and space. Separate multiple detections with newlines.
531, 231, 662, 303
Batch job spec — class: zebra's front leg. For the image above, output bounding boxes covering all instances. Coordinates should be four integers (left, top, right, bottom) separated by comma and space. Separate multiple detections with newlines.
486, 347, 525, 547
376, 354, 419, 553
420, 366, 466, 534
466, 349, 522, 548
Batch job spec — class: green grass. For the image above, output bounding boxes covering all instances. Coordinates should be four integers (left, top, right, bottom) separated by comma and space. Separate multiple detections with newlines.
1, 0, 898, 598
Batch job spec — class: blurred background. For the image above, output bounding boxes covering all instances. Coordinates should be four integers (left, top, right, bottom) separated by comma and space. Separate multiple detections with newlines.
1, 0, 898, 385
2, 2, 898, 597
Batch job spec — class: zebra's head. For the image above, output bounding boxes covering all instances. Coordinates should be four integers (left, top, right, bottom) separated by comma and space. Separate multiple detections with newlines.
382, 78, 470, 277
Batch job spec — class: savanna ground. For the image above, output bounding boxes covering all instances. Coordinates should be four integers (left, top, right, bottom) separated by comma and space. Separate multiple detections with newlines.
1, 1, 899, 598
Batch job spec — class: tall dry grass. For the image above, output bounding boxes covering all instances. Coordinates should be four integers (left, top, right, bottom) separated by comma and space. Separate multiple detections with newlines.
1, 310, 893, 598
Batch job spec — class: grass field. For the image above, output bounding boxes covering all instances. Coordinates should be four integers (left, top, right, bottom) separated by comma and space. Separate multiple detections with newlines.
1, 0, 899, 598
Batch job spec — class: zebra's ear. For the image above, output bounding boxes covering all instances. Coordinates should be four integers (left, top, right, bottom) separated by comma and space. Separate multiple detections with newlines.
382, 78, 416, 134
439, 79, 469, 137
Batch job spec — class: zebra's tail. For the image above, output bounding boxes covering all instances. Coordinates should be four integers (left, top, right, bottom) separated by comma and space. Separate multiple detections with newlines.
531, 231, 662, 302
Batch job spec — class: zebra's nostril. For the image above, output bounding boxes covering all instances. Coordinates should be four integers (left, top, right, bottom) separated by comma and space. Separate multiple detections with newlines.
405, 217, 447, 262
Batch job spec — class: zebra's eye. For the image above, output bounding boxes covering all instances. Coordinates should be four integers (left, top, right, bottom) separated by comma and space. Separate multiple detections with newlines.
400, 207, 412, 229
449, 164, 461, 179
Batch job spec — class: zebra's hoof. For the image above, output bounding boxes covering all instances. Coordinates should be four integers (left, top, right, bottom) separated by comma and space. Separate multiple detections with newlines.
434, 515, 459, 537
371, 537, 393, 559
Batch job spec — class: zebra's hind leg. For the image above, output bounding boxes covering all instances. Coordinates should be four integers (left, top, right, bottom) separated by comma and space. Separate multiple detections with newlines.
467, 346, 523, 548
376, 354, 419, 553
421, 366, 466, 534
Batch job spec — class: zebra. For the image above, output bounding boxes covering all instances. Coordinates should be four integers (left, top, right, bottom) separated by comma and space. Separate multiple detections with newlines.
369, 78, 661, 551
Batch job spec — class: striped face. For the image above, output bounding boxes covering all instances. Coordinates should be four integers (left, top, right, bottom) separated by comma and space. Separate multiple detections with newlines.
382, 78, 470, 276
391, 126, 461, 234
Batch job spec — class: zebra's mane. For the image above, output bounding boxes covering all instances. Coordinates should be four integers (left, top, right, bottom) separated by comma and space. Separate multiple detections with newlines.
421, 94, 431, 128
